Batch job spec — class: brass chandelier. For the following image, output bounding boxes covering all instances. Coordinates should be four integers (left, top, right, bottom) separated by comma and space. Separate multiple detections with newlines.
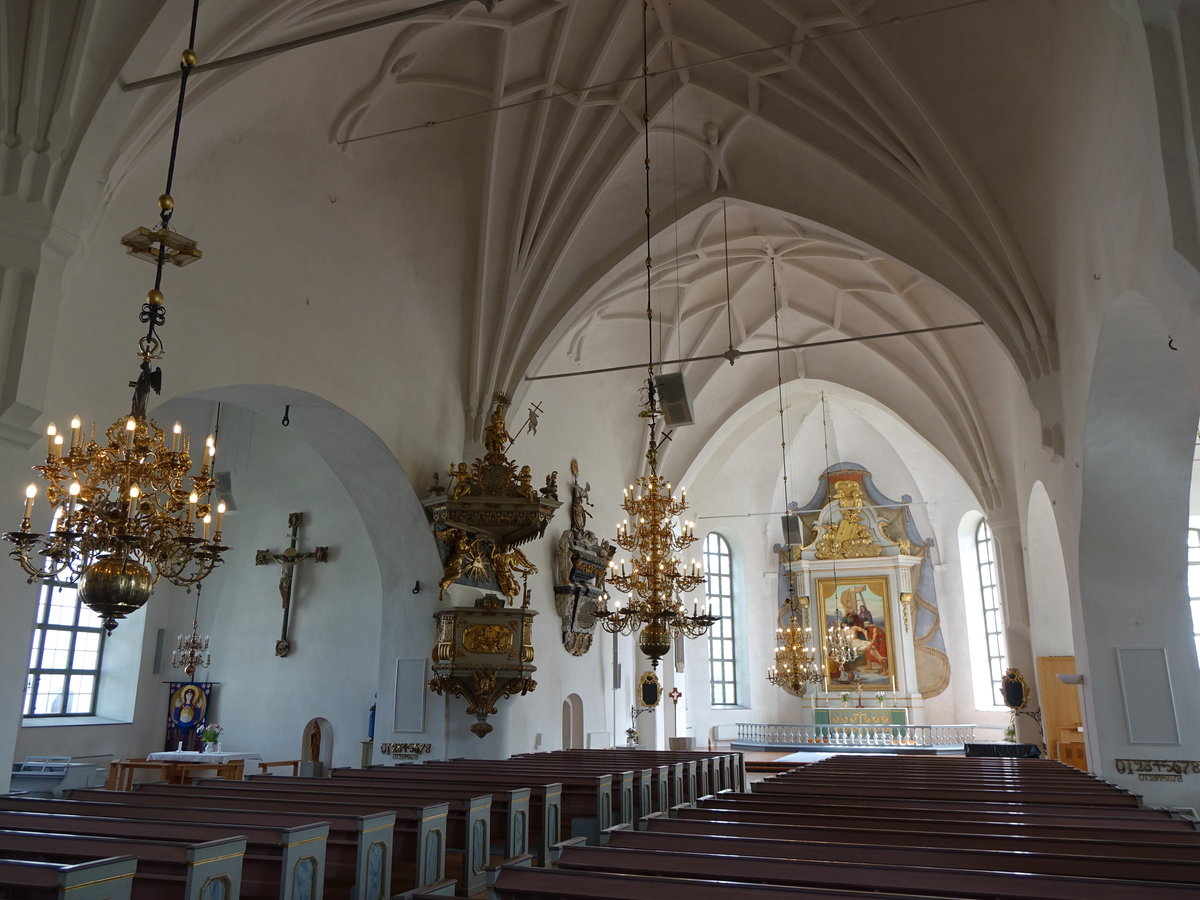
594, 0, 715, 668
171, 586, 212, 678
767, 581, 822, 696
4, 3, 227, 633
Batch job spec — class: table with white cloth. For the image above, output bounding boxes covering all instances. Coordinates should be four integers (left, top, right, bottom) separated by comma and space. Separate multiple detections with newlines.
143, 750, 262, 783
147, 750, 262, 765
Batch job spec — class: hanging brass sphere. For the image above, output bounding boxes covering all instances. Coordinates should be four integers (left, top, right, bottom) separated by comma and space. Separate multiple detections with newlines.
78, 556, 154, 634
158, 193, 174, 211
181, 49, 198, 68
146, 289, 164, 307
638, 620, 672, 667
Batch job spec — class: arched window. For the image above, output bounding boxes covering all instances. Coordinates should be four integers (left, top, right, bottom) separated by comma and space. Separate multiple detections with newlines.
974, 519, 1009, 706
703, 532, 736, 706
24, 512, 105, 717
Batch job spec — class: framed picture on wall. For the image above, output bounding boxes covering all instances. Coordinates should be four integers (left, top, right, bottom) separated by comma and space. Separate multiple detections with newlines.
817, 576, 895, 690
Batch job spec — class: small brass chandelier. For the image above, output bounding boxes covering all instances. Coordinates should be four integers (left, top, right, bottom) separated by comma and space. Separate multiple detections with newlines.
594, 0, 715, 667
4, 4, 227, 633
171, 585, 212, 678
767, 581, 822, 696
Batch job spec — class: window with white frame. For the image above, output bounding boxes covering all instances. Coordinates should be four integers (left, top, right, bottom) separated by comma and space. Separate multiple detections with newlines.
25, 579, 105, 717
23, 507, 105, 718
974, 519, 1009, 706
703, 532, 737, 706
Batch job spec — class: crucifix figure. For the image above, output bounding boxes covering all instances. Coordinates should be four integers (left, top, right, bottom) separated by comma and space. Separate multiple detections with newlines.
255, 512, 330, 657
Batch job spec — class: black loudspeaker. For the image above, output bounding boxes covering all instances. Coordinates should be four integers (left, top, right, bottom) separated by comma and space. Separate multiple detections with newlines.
780, 515, 802, 546
655, 372, 694, 426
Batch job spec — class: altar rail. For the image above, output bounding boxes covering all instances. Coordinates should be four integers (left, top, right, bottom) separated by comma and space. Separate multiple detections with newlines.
737, 722, 976, 748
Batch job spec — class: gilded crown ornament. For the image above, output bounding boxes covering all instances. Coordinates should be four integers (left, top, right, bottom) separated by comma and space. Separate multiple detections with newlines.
4, 5, 227, 633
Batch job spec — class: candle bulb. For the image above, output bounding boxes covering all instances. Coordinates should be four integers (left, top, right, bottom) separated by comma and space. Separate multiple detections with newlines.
46, 423, 56, 456
172, 422, 182, 452
69, 417, 81, 450
53, 433, 63, 457
127, 485, 139, 521
202, 513, 211, 540
66, 481, 80, 523
125, 418, 136, 452
22, 484, 36, 522
187, 491, 198, 522
215, 500, 226, 535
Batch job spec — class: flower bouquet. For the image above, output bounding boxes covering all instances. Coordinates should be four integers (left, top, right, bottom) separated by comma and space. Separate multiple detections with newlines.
198, 723, 224, 752
625, 727, 639, 747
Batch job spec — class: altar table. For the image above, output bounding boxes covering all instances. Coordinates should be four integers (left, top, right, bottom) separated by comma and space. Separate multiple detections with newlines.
147, 750, 263, 765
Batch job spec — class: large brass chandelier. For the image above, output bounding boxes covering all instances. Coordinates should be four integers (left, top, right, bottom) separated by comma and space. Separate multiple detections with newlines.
4, 4, 227, 633
767, 582, 822, 696
593, 1, 715, 668
596, 377, 713, 666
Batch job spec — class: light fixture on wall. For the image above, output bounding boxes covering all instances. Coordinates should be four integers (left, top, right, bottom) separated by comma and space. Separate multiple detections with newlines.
4, 2, 227, 633
593, 0, 715, 668
171, 584, 212, 678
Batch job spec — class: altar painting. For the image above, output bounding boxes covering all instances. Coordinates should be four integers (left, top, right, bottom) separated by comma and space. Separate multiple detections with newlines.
818, 577, 894, 688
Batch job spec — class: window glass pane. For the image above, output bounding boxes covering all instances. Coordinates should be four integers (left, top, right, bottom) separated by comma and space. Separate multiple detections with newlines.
65, 675, 95, 714
28, 630, 41, 668
76, 599, 102, 630
41, 630, 71, 669
23, 675, 34, 715
46, 590, 77, 626
72, 632, 101, 670
33, 674, 65, 715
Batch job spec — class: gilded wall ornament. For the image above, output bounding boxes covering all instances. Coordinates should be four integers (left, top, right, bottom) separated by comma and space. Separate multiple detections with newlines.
552, 460, 615, 656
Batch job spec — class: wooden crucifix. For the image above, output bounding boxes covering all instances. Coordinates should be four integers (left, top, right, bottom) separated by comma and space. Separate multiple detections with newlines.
255, 512, 330, 657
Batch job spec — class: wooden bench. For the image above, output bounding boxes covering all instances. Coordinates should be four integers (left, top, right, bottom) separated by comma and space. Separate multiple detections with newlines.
191, 777, 494, 897
354, 768, 562, 865
323, 771, 532, 860
695, 791, 1199, 833
0, 828, 246, 900
414, 761, 610, 845
104, 784, 447, 896
609, 825, 1200, 886
643, 814, 1200, 863
17, 793, 391, 900
0, 855, 137, 900
257, 759, 300, 776
556, 840, 1200, 899
0, 807, 327, 900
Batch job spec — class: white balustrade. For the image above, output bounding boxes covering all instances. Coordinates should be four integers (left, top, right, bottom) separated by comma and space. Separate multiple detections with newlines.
736, 722, 976, 747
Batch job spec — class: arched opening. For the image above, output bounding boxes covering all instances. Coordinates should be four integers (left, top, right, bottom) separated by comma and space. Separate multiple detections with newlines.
1079, 292, 1199, 789
561, 693, 583, 750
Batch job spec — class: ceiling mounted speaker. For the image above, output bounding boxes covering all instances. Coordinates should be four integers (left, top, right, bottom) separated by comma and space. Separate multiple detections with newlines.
655, 372, 693, 427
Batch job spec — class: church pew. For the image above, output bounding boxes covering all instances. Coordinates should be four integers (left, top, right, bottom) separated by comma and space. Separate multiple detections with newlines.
466, 761, 632, 830
743, 776, 1140, 807
1, 794, 391, 900
0, 829, 245, 900
674, 803, 1200, 846
695, 791, 1198, 832
607, 826, 1200, 886
191, 777, 493, 897
763, 765, 1137, 795
318, 772, 532, 859
413, 761, 613, 844
112, 784, 448, 896
0, 855, 137, 900
514, 753, 671, 815
778, 756, 1129, 789
642, 814, 1200, 863
351, 768, 562, 864
554, 841, 1200, 899
0, 808, 327, 900
488, 863, 943, 899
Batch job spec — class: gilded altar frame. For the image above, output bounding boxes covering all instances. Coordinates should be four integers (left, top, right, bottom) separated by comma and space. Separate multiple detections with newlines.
817, 575, 896, 691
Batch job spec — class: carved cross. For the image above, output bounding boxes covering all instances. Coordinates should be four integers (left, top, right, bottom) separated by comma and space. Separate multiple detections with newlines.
255, 512, 329, 657
668, 687, 682, 706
